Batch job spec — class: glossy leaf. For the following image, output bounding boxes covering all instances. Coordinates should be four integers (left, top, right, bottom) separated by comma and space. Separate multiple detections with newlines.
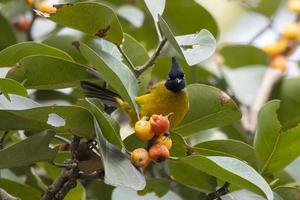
193, 139, 257, 168
0, 42, 73, 67
180, 155, 273, 200
6, 55, 96, 89
0, 78, 27, 97
0, 94, 95, 138
0, 131, 56, 169
77, 42, 139, 115
254, 100, 300, 175
0, 12, 17, 50
138, 178, 170, 197
158, 16, 216, 66
273, 77, 300, 129
122, 33, 150, 94
144, 0, 166, 22
174, 84, 241, 136
50, 2, 123, 44
94, 118, 146, 190
0, 179, 41, 200
83, 98, 123, 149
168, 159, 217, 192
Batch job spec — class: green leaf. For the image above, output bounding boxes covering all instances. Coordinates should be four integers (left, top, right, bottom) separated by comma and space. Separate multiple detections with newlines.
254, 100, 300, 175
77, 42, 139, 115
193, 139, 257, 168
0, 12, 17, 50
0, 78, 27, 97
94, 118, 146, 190
221, 190, 267, 200
0, 179, 41, 200
122, 33, 150, 94
0, 131, 56, 169
219, 45, 269, 68
169, 132, 188, 157
83, 98, 123, 149
0, 94, 95, 138
174, 84, 241, 136
274, 187, 300, 200
144, 0, 165, 22
85, 180, 114, 200
168, 159, 217, 192
6, 55, 96, 89
0, 42, 73, 67
158, 16, 216, 66
272, 77, 300, 129
163, 0, 219, 37
222, 65, 267, 106
254, 0, 282, 17
138, 178, 170, 197
50, 2, 123, 44
180, 155, 273, 200
123, 133, 147, 152
65, 181, 85, 200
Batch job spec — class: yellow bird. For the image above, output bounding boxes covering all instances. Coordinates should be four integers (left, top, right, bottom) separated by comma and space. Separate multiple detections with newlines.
81, 57, 189, 128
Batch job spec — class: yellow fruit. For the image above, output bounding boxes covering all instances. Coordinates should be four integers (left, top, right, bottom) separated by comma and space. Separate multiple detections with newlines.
134, 120, 154, 141
131, 148, 150, 168
282, 23, 300, 40
288, 0, 300, 13
271, 56, 288, 72
155, 134, 172, 150
37, 1, 57, 14
261, 39, 288, 57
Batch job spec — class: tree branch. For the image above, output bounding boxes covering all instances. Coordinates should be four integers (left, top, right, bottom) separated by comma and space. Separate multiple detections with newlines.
41, 136, 81, 200
248, 17, 274, 44
135, 37, 168, 77
117, 45, 136, 72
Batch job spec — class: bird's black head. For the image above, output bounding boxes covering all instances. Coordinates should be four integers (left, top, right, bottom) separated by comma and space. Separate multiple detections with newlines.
165, 57, 186, 93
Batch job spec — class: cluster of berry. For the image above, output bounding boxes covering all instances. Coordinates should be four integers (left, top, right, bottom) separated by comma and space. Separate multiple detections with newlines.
261, 0, 300, 71
131, 114, 172, 169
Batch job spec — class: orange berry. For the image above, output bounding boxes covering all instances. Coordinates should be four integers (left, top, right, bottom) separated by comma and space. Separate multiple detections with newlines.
261, 39, 288, 57
148, 144, 169, 162
134, 120, 154, 141
25, 0, 34, 6
150, 114, 170, 136
288, 0, 300, 13
282, 23, 300, 40
36, 1, 57, 14
131, 148, 150, 168
155, 134, 172, 150
271, 56, 288, 72
14, 16, 30, 32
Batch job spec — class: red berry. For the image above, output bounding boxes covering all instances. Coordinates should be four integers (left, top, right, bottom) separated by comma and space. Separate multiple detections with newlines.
148, 143, 169, 162
14, 16, 30, 32
150, 114, 170, 136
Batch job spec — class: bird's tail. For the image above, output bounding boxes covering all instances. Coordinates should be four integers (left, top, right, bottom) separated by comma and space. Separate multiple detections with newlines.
80, 81, 120, 107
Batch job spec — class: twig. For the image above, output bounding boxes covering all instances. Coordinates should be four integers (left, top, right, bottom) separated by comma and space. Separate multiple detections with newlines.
117, 45, 136, 72
248, 17, 274, 44
135, 37, 168, 77
26, 10, 37, 41
41, 136, 81, 200
206, 182, 230, 200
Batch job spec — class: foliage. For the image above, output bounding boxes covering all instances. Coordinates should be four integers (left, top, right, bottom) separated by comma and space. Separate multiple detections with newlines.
0, 0, 299, 199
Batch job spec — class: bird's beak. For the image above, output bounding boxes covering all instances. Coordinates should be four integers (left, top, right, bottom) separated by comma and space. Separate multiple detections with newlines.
176, 78, 182, 83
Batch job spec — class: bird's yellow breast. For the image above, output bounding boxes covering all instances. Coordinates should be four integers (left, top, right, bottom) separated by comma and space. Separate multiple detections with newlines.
135, 82, 189, 128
